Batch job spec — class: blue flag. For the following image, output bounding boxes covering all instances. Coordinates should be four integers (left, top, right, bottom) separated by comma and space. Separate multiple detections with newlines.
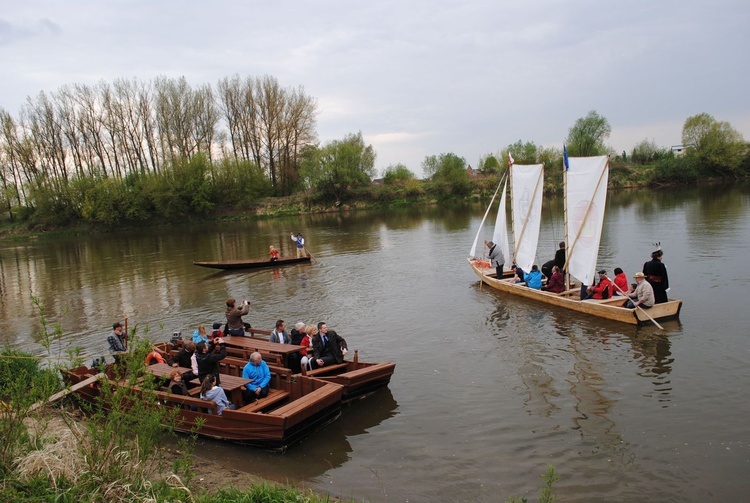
563, 145, 569, 171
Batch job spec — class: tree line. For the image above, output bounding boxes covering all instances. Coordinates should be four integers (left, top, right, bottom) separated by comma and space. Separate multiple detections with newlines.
1, 79, 748, 230
0, 75, 322, 225
469, 110, 750, 190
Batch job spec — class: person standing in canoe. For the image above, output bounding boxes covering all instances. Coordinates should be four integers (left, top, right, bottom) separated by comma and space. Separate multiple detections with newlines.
290, 232, 306, 258
643, 244, 669, 304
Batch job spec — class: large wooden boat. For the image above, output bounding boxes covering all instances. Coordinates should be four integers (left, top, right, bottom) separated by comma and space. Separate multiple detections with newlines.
225, 331, 395, 401
161, 329, 396, 402
63, 359, 342, 451
193, 253, 311, 270
468, 258, 682, 325
299, 352, 396, 402
469, 155, 682, 326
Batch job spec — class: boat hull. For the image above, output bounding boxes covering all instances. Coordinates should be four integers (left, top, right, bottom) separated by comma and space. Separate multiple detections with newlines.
468, 258, 682, 326
302, 361, 396, 402
193, 255, 311, 270
63, 365, 342, 451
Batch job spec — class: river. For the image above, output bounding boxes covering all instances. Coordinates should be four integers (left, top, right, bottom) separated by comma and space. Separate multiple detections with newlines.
1, 183, 748, 502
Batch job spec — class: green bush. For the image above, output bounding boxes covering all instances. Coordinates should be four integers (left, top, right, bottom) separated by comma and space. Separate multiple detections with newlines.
649, 156, 699, 185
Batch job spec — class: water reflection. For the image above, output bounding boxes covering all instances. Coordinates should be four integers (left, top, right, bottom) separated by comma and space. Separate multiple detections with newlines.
199, 388, 399, 482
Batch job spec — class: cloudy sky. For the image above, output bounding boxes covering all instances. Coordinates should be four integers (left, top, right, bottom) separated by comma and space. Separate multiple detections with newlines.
1, 0, 748, 177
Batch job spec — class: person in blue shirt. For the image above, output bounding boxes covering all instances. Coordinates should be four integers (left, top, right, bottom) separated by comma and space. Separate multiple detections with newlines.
241, 352, 271, 403
192, 324, 209, 344
525, 264, 543, 289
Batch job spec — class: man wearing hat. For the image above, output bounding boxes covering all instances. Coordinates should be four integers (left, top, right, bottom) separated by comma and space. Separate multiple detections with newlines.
586, 270, 613, 299
643, 245, 669, 304
290, 232, 306, 258
484, 239, 504, 279
623, 272, 655, 309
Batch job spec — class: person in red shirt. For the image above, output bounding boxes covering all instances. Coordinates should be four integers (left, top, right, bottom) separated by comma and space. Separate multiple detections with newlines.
269, 245, 279, 262
612, 267, 629, 296
586, 270, 613, 299
541, 265, 566, 294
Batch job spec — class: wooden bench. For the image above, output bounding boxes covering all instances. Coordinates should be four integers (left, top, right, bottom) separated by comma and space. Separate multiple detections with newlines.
135, 386, 217, 414
236, 389, 290, 413
302, 362, 349, 377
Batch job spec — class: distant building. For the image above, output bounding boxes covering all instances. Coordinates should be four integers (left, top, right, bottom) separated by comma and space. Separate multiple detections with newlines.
671, 144, 694, 156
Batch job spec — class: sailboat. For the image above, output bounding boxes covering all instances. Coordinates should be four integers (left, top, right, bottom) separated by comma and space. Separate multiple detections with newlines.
468, 154, 682, 326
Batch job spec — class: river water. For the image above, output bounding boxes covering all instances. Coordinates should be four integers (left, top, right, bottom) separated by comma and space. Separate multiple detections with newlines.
1, 183, 749, 502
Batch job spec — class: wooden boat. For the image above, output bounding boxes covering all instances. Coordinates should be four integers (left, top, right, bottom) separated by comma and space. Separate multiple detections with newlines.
193, 253, 311, 270
62, 359, 343, 451
299, 351, 396, 402
161, 329, 396, 402
469, 155, 682, 326
229, 331, 395, 402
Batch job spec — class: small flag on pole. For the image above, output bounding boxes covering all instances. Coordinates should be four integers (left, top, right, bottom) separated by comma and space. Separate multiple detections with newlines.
508, 152, 514, 166
563, 145, 569, 171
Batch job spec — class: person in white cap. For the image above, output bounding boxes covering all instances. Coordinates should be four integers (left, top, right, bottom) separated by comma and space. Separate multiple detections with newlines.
623, 272, 655, 309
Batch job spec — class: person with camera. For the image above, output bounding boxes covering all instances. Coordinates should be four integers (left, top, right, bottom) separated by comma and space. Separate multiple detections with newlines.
196, 337, 227, 386
225, 298, 251, 336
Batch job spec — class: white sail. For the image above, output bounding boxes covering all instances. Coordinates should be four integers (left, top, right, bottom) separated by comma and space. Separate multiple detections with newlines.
565, 156, 609, 287
510, 164, 544, 272
493, 180, 510, 265
469, 179, 503, 257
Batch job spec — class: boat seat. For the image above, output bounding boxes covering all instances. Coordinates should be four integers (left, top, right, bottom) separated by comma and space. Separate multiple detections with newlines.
237, 389, 290, 413
303, 362, 349, 377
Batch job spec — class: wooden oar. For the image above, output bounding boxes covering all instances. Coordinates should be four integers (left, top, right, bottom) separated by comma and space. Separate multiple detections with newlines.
612, 282, 664, 330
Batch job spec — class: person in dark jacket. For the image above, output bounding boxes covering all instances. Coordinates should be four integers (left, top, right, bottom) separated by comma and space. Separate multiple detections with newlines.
643, 247, 669, 304
196, 339, 226, 385
169, 341, 197, 382
310, 322, 348, 369
225, 298, 250, 336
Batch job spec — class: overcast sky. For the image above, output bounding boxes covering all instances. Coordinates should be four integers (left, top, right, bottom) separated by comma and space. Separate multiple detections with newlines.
2, 0, 748, 177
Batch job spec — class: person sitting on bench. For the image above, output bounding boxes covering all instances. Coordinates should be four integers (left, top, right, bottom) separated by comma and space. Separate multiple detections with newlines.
310, 322, 348, 369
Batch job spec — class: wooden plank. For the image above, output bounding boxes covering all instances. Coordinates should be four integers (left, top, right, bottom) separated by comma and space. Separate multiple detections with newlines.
30, 373, 106, 412
303, 362, 349, 377
237, 390, 290, 413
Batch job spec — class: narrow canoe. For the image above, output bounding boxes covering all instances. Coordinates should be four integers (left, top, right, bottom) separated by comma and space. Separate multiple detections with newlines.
193, 254, 311, 270
468, 258, 682, 326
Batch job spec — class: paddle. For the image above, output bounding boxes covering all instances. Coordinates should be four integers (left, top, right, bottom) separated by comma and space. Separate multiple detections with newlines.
305, 246, 316, 261
612, 282, 664, 330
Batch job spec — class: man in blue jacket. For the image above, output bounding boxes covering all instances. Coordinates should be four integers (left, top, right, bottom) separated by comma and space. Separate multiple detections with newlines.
241, 352, 271, 403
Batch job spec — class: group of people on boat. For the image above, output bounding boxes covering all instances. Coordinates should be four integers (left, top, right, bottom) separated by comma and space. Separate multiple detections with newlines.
263, 231, 305, 263
107, 292, 349, 415
482, 239, 671, 310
